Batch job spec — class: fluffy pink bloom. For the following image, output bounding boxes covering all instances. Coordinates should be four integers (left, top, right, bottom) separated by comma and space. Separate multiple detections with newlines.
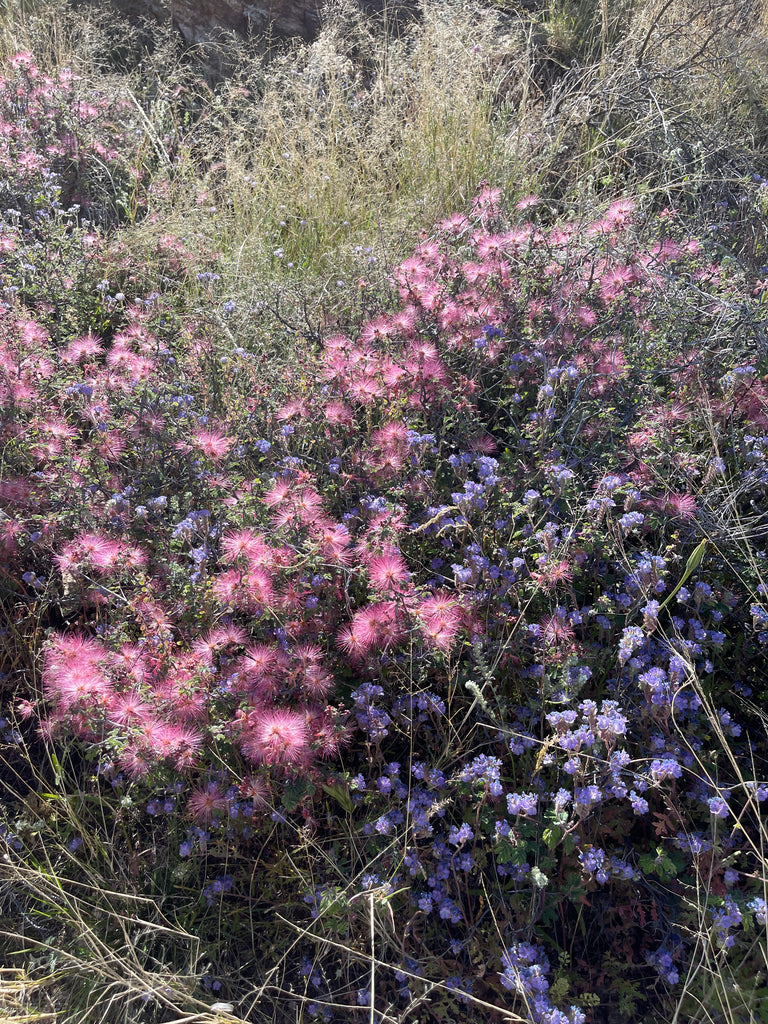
416, 591, 462, 652
244, 568, 276, 609
651, 493, 698, 519
276, 398, 309, 421
242, 709, 309, 765
263, 479, 293, 508
118, 744, 151, 779
350, 602, 406, 651
539, 614, 575, 647
50, 663, 112, 709
60, 333, 103, 363
192, 625, 247, 661
347, 374, 383, 405
108, 690, 152, 725
324, 401, 354, 426
212, 569, 243, 607
188, 782, 227, 823
312, 521, 354, 565
603, 198, 635, 229
438, 212, 470, 235
221, 530, 271, 565
598, 265, 635, 304
189, 428, 234, 461
293, 488, 325, 526
301, 664, 333, 700
240, 774, 271, 810
146, 723, 203, 764
336, 623, 367, 661
244, 643, 283, 675
367, 549, 410, 593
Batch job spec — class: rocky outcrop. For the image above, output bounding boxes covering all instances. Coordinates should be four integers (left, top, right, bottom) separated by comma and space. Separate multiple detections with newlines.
110, 0, 419, 46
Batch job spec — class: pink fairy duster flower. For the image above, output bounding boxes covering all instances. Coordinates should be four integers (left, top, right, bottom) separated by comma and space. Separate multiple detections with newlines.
206, 624, 248, 651
51, 663, 112, 710
416, 591, 463, 652
438, 212, 470, 235
60, 333, 103, 363
311, 521, 354, 566
381, 359, 407, 388
147, 723, 203, 763
277, 398, 309, 421
468, 434, 498, 454
304, 705, 351, 760
118, 744, 151, 779
293, 488, 325, 526
293, 644, 323, 669
598, 265, 635, 304
539, 614, 575, 647
242, 708, 309, 765
371, 422, 410, 450
212, 569, 243, 607
56, 532, 113, 573
324, 333, 352, 353
244, 568, 277, 609
359, 315, 399, 344
419, 615, 461, 653
190, 428, 234, 461
573, 305, 598, 328
324, 401, 354, 426
475, 233, 508, 260
471, 183, 502, 216
371, 449, 406, 476
240, 774, 271, 810
239, 644, 282, 681
301, 664, 333, 700
159, 681, 208, 724
651, 493, 698, 519
221, 529, 271, 565
367, 549, 410, 594
108, 690, 152, 725
188, 782, 227, 823
391, 306, 419, 336
515, 193, 540, 211
603, 198, 636, 229
352, 602, 406, 651
336, 623, 367, 662
263, 479, 293, 508
347, 374, 383, 405
17, 698, 37, 721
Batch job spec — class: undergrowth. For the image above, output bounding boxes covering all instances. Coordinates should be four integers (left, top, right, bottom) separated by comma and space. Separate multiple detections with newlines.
1, 2, 767, 1022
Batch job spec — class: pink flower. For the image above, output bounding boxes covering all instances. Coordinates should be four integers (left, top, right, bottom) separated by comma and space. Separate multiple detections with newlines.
221, 530, 271, 565
349, 602, 406, 651
324, 401, 354, 426
603, 198, 635, 229
263, 479, 293, 508
652, 493, 698, 519
367, 549, 410, 593
239, 643, 281, 681
189, 428, 234, 461
108, 690, 152, 725
188, 782, 227, 823
242, 709, 309, 765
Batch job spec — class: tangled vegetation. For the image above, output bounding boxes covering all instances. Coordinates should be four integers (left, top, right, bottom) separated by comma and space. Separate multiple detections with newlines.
1, 2, 767, 1022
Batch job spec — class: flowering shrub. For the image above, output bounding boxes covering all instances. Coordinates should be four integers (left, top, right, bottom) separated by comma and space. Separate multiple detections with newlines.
1, 46, 768, 1024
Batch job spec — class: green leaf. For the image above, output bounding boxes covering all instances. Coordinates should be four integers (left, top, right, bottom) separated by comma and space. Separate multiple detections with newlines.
543, 826, 563, 850
282, 777, 316, 812
322, 782, 354, 814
